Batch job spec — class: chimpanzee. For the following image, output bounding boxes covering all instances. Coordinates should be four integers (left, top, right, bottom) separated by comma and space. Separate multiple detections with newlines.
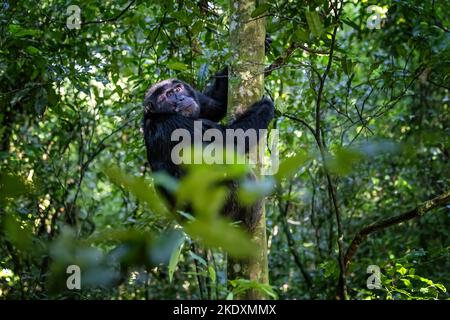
142, 69, 274, 230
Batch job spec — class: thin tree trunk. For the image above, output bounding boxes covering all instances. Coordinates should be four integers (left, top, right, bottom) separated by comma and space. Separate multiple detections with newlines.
226, 0, 269, 299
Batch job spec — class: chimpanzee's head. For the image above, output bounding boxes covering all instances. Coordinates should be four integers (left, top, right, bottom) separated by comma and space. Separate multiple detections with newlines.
144, 80, 200, 118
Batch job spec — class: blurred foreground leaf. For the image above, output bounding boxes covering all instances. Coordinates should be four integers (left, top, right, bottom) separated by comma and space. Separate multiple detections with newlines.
274, 151, 309, 182
104, 165, 170, 218
327, 147, 363, 176
168, 233, 187, 283
184, 219, 256, 258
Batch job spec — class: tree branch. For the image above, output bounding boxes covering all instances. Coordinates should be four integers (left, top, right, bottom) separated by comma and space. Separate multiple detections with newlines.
264, 43, 329, 77
344, 190, 450, 269
82, 0, 136, 26
312, 23, 347, 299
277, 184, 312, 288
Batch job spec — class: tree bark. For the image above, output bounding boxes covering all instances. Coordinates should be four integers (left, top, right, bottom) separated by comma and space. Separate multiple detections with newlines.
226, 0, 269, 299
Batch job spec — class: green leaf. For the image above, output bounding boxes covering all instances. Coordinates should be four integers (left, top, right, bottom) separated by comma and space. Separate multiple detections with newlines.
153, 172, 179, 194
115, 85, 123, 97
0, 173, 30, 205
189, 251, 207, 266
4, 215, 33, 252
251, 3, 270, 18
342, 18, 359, 30
434, 283, 447, 293
229, 279, 278, 299
176, 163, 248, 218
341, 57, 353, 75
167, 61, 188, 71
25, 46, 41, 56
293, 29, 309, 42
305, 11, 323, 38
327, 147, 363, 176
191, 21, 203, 36
208, 265, 216, 283
184, 219, 256, 258
104, 166, 170, 218
401, 278, 412, 289
274, 151, 309, 182
178, 211, 196, 221
168, 234, 187, 282
397, 266, 407, 276
8, 24, 41, 37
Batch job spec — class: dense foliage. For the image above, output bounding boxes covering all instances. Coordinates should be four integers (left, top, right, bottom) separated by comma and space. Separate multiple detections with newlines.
0, 0, 449, 300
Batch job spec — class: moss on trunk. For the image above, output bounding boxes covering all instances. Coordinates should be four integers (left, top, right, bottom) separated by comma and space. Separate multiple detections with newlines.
227, 0, 269, 300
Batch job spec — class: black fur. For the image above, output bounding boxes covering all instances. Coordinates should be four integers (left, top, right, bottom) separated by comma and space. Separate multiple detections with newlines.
143, 69, 274, 230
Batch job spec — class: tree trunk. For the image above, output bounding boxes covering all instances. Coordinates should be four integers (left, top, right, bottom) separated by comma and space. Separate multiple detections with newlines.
227, 0, 269, 299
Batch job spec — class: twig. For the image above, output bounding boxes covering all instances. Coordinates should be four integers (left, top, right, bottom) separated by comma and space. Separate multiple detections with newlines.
281, 113, 316, 138
82, 0, 136, 26
277, 184, 313, 288
344, 190, 450, 270
264, 43, 329, 77
311, 22, 347, 299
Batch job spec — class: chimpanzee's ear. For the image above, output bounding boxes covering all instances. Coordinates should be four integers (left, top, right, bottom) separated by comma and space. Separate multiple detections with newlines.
143, 92, 156, 114
144, 102, 154, 114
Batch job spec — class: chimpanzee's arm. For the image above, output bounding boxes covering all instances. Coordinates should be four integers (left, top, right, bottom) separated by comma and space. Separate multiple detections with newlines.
228, 97, 274, 132
226, 97, 275, 152
198, 67, 228, 122
197, 34, 270, 122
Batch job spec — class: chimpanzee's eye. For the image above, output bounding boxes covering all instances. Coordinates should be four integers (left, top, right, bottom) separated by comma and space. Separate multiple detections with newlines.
174, 86, 182, 92
166, 91, 173, 97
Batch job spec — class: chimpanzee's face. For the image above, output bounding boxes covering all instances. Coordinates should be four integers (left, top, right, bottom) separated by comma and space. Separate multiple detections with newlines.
144, 80, 200, 118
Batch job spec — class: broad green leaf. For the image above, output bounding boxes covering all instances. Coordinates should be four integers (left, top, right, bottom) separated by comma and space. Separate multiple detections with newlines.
251, 4, 270, 18
104, 166, 170, 218
274, 151, 309, 182
327, 147, 363, 176
167, 61, 188, 71
168, 234, 187, 282
191, 21, 203, 36
25, 46, 41, 55
435, 283, 447, 293
4, 215, 33, 252
115, 85, 123, 97
176, 162, 248, 218
152, 172, 179, 194
401, 278, 412, 289
0, 172, 30, 204
8, 24, 40, 37
305, 11, 323, 38
184, 219, 256, 258
293, 29, 309, 42
397, 266, 407, 276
